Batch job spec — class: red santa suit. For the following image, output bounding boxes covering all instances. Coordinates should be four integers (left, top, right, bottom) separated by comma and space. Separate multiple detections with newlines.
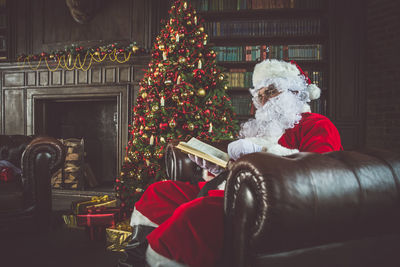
130, 112, 342, 267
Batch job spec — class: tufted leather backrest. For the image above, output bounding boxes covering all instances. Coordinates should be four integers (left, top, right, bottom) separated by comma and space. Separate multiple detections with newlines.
224, 149, 400, 254
0, 135, 35, 168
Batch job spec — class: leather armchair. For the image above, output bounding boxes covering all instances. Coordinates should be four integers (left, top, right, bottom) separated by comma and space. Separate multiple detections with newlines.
165, 142, 400, 267
0, 135, 65, 232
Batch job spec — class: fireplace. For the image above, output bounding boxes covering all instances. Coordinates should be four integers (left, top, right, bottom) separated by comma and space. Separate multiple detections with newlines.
26, 85, 130, 188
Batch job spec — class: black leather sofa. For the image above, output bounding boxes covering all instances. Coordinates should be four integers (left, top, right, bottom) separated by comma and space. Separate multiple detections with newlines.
0, 135, 65, 233
165, 142, 400, 267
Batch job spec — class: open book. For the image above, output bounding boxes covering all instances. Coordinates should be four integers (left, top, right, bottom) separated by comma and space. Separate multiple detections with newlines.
176, 137, 229, 168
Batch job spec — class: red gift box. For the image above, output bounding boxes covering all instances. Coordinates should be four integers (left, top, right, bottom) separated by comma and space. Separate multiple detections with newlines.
0, 167, 14, 183
76, 206, 122, 241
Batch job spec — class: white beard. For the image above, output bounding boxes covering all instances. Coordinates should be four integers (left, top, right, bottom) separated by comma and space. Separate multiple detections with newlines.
238, 91, 306, 155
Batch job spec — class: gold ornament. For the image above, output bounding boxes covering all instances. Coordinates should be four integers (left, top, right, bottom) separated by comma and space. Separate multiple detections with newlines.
195, 31, 201, 36
159, 44, 165, 51
189, 91, 194, 96
197, 88, 206, 97
164, 80, 172, 85
188, 123, 195, 131
224, 85, 228, 90
219, 74, 224, 81
172, 95, 179, 101
222, 116, 227, 122
178, 57, 186, 64
198, 53, 203, 57
141, 92, 147, 99
181, 92, 188, 97
169, 119, 177, 128
199, 26, 204, 32
120, 171, 125, 176
143, 134, 148, 138
145, 126, 150, 130
129, 171, 135, 178
189, 39, 195, 44
195, 114, 200, 120
152, 105, 159, 112
158, 63, 163, 68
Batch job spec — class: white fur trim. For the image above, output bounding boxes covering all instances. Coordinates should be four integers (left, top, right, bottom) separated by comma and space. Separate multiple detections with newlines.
146, 244, 188, 267
130, 208, 159, 228
217, 180, 226, 190
307, 84, 321, 100
302, 104, 311, 113
252, 59, 302, 90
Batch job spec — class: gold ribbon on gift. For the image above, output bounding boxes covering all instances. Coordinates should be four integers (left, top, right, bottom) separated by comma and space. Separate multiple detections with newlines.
106, 220, 133, 252
86, 199, 117, 210
75, 195, 110, 215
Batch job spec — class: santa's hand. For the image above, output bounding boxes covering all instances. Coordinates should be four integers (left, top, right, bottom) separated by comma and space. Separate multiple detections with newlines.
227, 139, 263, 160
188, 154, 223, 175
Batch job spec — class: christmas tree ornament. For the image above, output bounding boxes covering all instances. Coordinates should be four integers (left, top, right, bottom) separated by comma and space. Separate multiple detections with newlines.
152, 105, 159, 112
188, 123, 195, 131
199, 26, 204, 32
178, 56, 187, 64
141, 92, 148, 99
169, 119, 177, 128
197, 88, 206, 97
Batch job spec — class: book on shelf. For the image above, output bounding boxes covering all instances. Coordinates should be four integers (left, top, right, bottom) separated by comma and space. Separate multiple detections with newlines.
206, 18, 321, 37
176, 137, 229, 168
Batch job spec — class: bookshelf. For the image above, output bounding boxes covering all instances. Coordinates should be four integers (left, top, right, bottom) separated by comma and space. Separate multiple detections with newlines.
190, 0, 329, 121
0, 0, 8, 61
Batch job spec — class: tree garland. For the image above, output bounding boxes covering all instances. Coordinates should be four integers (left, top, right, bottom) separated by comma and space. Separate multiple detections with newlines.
17, 42, 146, 72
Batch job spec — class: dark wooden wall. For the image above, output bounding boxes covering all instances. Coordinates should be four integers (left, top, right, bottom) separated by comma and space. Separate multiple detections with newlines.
8, 0, 172, 58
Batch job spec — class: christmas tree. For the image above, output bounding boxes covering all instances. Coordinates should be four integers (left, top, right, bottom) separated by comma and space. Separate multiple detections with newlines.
115, 0, 239, 211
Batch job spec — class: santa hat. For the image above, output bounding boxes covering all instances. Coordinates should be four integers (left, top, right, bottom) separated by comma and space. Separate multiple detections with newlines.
250, 59, 321, 101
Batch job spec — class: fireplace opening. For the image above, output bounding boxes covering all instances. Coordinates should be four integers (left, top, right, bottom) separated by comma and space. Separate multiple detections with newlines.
35, 97, 118, 189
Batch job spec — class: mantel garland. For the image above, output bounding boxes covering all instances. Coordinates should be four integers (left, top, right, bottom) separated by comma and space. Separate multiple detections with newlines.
17, 42, 146, 72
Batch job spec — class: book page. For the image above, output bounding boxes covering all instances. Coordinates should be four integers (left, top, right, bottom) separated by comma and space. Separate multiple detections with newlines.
186, 138, 229, 162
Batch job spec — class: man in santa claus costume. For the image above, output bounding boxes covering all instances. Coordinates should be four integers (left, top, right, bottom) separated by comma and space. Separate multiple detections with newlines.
117, 59, 342, 267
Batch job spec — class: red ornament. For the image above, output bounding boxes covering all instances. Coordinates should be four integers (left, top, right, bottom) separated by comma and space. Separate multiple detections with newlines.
159, 123, 168, 130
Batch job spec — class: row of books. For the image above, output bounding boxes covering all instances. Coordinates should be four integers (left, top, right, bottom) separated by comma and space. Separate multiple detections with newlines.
230, 95, 252, 116
225, 69, 323, 89
205, 19, 321, 37
225, 69, 253, 88
213, 44, 323, 62
190, 0, 324, 11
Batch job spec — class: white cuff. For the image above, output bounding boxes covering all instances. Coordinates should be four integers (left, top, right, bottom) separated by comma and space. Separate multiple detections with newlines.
130, 208, 159, 228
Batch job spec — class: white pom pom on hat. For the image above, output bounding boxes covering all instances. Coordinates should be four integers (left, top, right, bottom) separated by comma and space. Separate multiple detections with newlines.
307, 83, 321, 100
251, 59, 321, 100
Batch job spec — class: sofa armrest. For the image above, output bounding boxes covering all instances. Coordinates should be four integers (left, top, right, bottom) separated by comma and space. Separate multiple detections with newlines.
164, 141, 203, 182
21, 136, 65, 220
164, 139, 232, 182
223, 150, 400, 267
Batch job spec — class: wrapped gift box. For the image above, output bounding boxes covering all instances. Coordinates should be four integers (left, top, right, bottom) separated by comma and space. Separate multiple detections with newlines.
71, 195, 114, 215
76, 206, 122, 241
106, 220, 133, 252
